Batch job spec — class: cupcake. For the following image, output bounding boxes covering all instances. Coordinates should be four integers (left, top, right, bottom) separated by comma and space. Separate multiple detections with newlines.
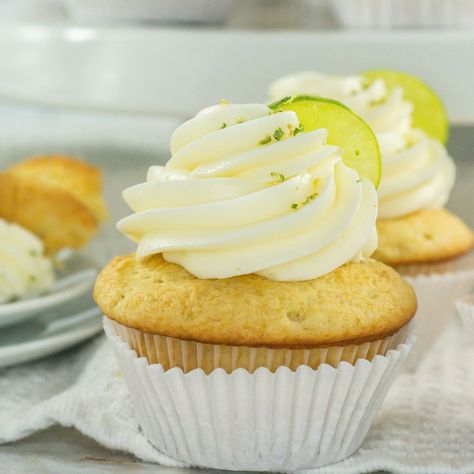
0, 154, 108, 254
269, 71, 474, 368
95, 100, 416, 470
0, 218, 54, 303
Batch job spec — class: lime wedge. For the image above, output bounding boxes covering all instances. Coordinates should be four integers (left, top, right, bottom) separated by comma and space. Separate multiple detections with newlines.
363, 69, 448, 143
269, 95, 381, 188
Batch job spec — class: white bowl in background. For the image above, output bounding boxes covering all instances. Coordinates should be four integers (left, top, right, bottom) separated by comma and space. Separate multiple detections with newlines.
0, 24, 473, 122
62, 0, 233, 24
331, 0, 474, 28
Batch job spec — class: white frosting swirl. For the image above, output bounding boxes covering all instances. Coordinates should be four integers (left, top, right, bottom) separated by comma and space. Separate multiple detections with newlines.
118, 103, 378, 281
377, 129, 455, 218
269, 72, 455, 218
0, 218, 54, 303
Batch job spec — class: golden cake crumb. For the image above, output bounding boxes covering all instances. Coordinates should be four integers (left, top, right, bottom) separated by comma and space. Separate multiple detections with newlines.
375, 208, 473, 265
94, 254, 416, 348
0, 154, 108, 253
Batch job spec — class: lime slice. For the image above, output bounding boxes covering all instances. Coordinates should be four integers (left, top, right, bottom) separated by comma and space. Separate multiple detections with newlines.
269, 95, 381, 188
363, 69, 448, 143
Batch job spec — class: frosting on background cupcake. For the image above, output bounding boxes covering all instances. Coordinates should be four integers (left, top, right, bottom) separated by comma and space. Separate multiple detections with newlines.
269, 72, 455, 219
118, 102, 378, 281
0, 218, 54, 303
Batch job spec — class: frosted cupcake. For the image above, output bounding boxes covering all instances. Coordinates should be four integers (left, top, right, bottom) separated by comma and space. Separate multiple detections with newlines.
0, 154, 107, 307
269, 71, 474, 368
0, 154, 108, 254
95, 99, 416, 470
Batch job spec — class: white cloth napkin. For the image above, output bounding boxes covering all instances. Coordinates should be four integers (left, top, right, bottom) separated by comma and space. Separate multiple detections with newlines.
0, 320, 473, 474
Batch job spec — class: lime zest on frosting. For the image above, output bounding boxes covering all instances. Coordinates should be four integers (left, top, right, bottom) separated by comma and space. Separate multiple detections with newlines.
291, 192, 318, 210
304, 193, 318, 204
293, 123, 304, 135
258, 135, 272, 146
259, 127, 290, 145
270, 171, 286, 183
269, 172, 295, 185
273, 127, 284, 141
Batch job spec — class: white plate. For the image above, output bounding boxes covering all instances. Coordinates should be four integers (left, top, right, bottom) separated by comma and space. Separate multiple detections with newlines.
0, 295, 102, 369
0, 254, 98, 328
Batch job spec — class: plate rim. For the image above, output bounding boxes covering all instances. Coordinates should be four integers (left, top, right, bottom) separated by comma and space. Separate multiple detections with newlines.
0, 314, 103, 369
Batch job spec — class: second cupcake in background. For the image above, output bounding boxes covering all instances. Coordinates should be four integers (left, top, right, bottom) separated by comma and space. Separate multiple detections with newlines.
0, 154, 108, 254
95, 99, 416, 470
0, 154, 108, 302
269, 70, 474, 368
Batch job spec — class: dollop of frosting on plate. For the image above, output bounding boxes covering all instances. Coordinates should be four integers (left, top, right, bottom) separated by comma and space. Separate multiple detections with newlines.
269, 72, 455, 218
118, 102, 378, 281
0, 218, 54, 303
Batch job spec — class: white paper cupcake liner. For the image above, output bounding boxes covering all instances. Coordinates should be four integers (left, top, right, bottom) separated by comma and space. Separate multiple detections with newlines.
403, 266, 474, 371
331, 0, 474, 28
396, 250, 474, 277
104, 317, 415, 471
108, 317, 412, 374
456, 295, 474, 333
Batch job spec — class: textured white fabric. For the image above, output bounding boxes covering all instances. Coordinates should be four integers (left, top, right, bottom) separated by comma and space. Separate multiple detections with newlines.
0, 320, 473, 474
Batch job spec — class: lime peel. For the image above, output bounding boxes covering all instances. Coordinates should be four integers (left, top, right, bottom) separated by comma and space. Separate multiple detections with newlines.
362, 69, 449, 144
269, 95, 381, 188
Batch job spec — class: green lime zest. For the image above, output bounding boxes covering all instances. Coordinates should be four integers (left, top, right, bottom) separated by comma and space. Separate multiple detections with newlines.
258, 135, 272, 146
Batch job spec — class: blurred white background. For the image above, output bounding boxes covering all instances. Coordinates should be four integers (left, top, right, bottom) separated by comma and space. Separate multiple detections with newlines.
0, 2, 473, 472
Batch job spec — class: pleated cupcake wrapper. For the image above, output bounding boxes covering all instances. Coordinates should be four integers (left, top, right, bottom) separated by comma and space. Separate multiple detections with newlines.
403, 267, 474, 371
331, 0, 474, 28
103, 317, 415, 471
396, 250, 474, 277
107, 317, 411, 374
456, 295, 474, 333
